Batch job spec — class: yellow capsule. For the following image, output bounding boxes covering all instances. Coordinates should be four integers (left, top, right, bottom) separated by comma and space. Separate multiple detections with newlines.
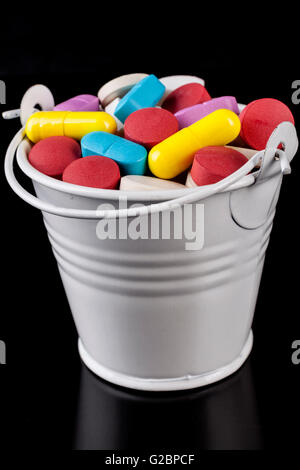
25, 111, 117, 143
148, 109, 241, 179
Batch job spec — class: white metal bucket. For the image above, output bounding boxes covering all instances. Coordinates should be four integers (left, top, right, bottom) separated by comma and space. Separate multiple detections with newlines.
4, 118, 298, 391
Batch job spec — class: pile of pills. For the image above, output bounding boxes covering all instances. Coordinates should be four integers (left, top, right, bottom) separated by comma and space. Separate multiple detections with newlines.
26, 74, 295, 190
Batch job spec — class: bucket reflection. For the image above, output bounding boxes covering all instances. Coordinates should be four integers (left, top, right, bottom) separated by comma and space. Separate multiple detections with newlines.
73, 357, 263, 450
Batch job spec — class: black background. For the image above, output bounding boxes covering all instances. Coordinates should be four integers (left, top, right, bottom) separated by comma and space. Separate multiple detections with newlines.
0, 13, 299, 453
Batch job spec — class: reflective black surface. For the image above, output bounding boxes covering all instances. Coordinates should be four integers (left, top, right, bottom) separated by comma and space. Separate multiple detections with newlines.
73, 358, 262, 450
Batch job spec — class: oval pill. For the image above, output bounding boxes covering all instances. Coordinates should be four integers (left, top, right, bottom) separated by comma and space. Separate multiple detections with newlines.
25, 111, 117, 143
190, 146, 248, 186
28, 136, 81, 177
114, 75, 165, 123
148, 109, 241, 179
98, 73, 149, 107
124, 107, 179, 149
63, 155, 120, 189
81, 131, 147, 175
175, 96, 239, 129
162, 83, 211, 114
120, 175, 186, 191
54, 94, 100, 112
239, 98, 295, 150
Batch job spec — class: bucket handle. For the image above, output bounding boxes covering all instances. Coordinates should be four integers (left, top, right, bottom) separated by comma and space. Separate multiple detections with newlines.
4, 127, 285, 220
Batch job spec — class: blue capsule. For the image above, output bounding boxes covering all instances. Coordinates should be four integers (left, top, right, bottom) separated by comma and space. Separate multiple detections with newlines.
81, 131, 148, 175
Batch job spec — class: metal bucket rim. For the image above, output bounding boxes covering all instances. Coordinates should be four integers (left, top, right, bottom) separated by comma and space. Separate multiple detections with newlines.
17, 138, 255, 202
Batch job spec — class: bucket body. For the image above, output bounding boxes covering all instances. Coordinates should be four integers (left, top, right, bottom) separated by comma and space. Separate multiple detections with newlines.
6, 121, 297, 391
32, 177, 272, 390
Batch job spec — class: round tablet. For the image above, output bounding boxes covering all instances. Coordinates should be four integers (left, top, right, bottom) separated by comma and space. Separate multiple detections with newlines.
162, 83, 211, 114
124, 107, 179, 149
239, 98, 295, 150
62, 155, 120, 189
28, 136, 81, 177
191, 146, 248, 186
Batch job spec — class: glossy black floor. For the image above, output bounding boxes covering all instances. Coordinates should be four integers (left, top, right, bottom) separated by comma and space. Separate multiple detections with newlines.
0, 20, 299, 451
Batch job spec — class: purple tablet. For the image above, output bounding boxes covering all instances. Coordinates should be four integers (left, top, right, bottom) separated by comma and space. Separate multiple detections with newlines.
175, 96, 239, 129
54, 94, 100, 112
